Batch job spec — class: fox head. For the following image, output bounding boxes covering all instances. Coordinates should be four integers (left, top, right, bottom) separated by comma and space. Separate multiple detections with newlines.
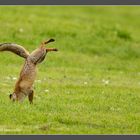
9, 93, 17, 101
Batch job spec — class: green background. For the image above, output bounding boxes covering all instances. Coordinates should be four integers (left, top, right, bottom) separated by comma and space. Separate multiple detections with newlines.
0, 6, 140, 134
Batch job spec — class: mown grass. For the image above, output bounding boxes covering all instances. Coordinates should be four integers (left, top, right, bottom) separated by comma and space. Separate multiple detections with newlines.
0, 6, 140, 134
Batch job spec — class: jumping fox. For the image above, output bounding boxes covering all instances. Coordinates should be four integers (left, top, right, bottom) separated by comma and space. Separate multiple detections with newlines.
0, 39, 58, 104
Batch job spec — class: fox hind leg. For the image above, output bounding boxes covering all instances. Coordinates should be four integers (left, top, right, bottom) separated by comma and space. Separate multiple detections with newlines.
28, 90, 34, 104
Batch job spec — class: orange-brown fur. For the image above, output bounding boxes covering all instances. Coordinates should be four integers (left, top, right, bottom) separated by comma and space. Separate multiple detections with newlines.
0, 39, 58, 103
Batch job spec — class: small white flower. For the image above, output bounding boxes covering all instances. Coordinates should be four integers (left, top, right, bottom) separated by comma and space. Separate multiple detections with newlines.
102, 79, 109, 85
84, 82, 88, 85
44, 89, 49, 93
19, 28, 24, 33
12, 77, 17, 80
104, 80, 109, 84
36, 80, 41, 83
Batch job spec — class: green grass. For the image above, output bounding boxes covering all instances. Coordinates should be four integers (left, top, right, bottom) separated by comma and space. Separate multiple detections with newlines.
0, 6, 140, 134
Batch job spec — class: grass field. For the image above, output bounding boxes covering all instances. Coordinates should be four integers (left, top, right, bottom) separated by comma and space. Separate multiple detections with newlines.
0, 6, 140, 134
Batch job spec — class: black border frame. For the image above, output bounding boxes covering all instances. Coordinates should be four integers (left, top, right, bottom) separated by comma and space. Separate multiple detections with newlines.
0, 135, 140, 140
0, 0, 140, 5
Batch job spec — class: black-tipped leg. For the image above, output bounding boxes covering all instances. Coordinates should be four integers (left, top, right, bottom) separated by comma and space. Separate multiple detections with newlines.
44, 38, 55, 44
46, 48, 58, 52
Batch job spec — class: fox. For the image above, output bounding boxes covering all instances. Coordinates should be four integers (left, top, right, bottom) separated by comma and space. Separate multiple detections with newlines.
0, 38, 58, 104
